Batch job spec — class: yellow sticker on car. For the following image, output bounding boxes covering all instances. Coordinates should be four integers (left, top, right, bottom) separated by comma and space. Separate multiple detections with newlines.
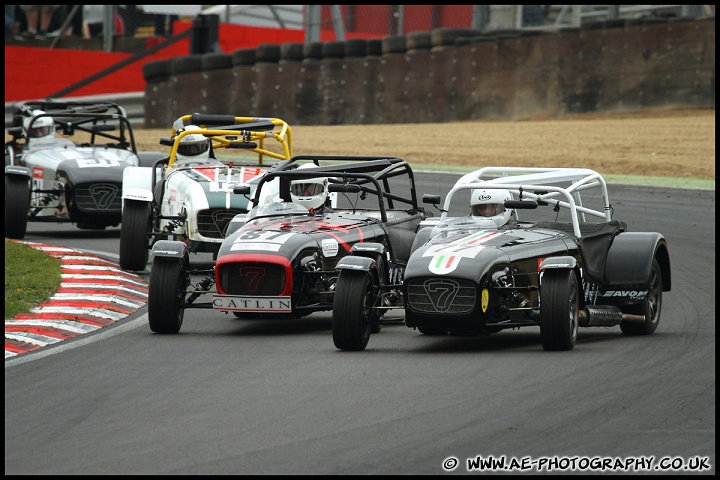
481, 288, 489, 313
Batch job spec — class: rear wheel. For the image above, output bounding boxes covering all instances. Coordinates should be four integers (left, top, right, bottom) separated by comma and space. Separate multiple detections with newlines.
119, 199, 151, 271
332, 270, 374, 351
540, 269, 579, 351
5, 175, 30, 239
148, 257, 188, 334
621, 258, 662, 336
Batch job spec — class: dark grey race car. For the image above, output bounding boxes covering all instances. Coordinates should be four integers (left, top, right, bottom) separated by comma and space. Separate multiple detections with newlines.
332, 166, 671, 351
145, 155, 431, 335
4, 100, 164, 239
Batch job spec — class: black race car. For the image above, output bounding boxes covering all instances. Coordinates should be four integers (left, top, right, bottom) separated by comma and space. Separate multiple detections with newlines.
331, 166, 671, 351
146, 155, 430, 334
4, 100, 164, 239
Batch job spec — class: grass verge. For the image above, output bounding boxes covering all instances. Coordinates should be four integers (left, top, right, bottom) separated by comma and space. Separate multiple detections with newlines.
4, 241, 62, 319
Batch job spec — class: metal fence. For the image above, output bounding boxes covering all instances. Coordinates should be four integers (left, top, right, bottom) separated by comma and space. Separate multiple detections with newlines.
59, 5, 716, 44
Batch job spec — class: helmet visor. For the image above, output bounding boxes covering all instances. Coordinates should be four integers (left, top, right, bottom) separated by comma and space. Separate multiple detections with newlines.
30, 125, 53, 138
177, 140, 209, 157
472, 203, 505, 217
291, 182, 323, 197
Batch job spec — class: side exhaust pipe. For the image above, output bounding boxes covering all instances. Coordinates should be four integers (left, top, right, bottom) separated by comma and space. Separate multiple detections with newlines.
578, 305, 645, 327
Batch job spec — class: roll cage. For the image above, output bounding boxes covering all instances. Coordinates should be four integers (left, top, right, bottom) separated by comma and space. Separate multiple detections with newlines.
12, 100, 139, 152
432, 166, 614, 238
161, 113, 293, 167
249, 155, 424, 223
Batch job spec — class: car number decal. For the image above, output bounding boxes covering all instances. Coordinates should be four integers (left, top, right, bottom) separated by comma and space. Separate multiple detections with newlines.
75, 157, 123, 167
423, 230, 502, 275
230, 231, 295, 252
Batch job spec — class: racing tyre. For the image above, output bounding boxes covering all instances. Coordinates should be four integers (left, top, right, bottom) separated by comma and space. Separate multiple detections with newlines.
5, 175, 30, 239
620, 258, 662, 336
539, 269, 579, 351
119, 200, 151, 271
332, 270, 375, 351
148, 256, 188, 334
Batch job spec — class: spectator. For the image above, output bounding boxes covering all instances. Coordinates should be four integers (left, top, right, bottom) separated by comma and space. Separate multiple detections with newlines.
5, 5, 16, 38
19, 5, 59, 38
82, 5, 124, 39
118, 5, 137, 37
154, 14, 178, 37
522, 5, 545, 27
65, 5, 83, 37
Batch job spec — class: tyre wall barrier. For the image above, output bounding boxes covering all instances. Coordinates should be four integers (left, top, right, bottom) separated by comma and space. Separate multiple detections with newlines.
142, 18, 715, 127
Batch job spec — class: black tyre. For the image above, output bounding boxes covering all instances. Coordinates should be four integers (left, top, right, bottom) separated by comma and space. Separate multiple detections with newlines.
280, 42, 304, 62
171, 54, 203, 75
621, 258, 662, 336
5, 175, 30, 240
321, 40, 345, 59
407, 31, 432, 51
148, 257, 188, 334
381, 35, 407, 55
232, 48, 256, 67
119, 200, 151, 271
143, 59, 172, 81
302, 42, 323, 61
332, 270, 375, 351
344, 39, 367, 58
539, 269, 579, 351
201, 52, 232, 71
255, 43, 281, 63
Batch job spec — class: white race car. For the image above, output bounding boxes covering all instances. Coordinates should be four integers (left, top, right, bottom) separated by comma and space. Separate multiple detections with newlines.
4, 100, 164, 239
118, 114, 294, 271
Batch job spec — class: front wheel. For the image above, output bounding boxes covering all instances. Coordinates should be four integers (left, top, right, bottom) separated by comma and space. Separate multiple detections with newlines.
5, 175, 30, 239
332, 270, 375, 351
119, 199, 151, 271
539, 269, 579, 351
621, 258, 662, 336
148, 256, 189, 334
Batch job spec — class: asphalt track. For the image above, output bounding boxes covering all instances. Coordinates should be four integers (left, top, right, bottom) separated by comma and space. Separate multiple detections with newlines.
4, 172, 715, 474
4, 170, 713, 359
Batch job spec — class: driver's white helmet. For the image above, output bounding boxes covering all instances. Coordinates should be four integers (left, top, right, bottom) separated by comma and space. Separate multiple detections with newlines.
290, 176, 329, 213
175, 125, 210, 163
470, 188, 513, 227
23, 110, 55, 141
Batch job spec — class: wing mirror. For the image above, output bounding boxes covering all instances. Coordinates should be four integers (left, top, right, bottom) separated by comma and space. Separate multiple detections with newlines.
422, 194, 441, 205
329, 184, 361, 193
505, 200, 538, 210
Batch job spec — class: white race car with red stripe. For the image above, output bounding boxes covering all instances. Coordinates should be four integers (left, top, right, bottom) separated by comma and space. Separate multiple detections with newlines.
118, 114, 293, 271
